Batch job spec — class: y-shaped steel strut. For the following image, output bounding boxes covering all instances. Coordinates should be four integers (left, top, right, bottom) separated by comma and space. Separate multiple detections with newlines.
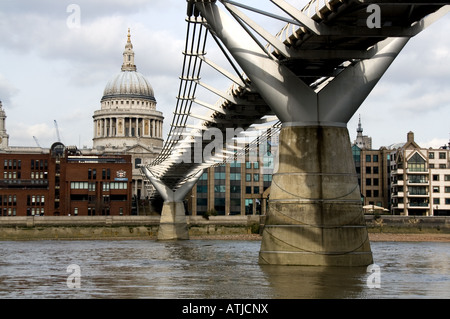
195, 1, 412, 266
142, 168, 204, 240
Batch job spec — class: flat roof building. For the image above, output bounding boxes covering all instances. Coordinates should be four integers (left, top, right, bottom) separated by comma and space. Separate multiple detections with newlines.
0, 143, 132, 216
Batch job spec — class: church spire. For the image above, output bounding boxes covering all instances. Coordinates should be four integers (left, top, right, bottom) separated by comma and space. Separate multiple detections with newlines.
121, 28, 137, 71
357, 114, 363, 134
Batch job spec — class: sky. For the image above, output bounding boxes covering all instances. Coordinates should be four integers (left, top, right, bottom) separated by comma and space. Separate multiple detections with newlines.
0, 0, 449, 150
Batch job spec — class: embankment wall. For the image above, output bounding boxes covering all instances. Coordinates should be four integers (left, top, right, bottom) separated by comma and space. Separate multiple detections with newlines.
0, 215, 449, 240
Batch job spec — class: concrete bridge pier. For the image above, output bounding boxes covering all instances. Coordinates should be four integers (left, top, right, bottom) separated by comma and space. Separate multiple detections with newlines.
195, 1, 411, 265
258, 125, 372, 266
142, 168, 203, 240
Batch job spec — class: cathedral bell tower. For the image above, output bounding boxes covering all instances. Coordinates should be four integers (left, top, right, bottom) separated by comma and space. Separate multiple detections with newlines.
0, 101, 9, 149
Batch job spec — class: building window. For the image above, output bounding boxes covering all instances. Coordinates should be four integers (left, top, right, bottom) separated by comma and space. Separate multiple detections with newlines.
408, 153, 426, 172
135, 158, 142, 169
433, 186, 440, 193
74, 208, 78, 216
230, 186, 240, 193
230, 173, 241, 181
366, 167, 371, 174
214, 172, 226, 180
373, 155, 379, 162
230, 161, 240, 168
214, 185, 226, 193
246, 162, 251, 169
246, 174, 251, 182
433, 175, 440, 181
429, 152, 435, 159
366, 155, 371, 162
445, 187, 450, 193
246, 186, 252, 194
253, 174, 259, 182
439, 152, 446, 159
433, 198, 440, 205
366, 178, 372, 186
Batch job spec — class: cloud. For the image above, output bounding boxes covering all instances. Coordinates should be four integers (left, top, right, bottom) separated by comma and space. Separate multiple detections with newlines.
8, 122, 55, 147
0, 75, 20, 106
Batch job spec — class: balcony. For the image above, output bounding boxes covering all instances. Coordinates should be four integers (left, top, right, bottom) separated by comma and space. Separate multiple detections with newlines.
407, 168, 429, 174
408, 202, 430, 209
408, 191, 429, 197
407, 180, 428, 185
391, 191, 405, 198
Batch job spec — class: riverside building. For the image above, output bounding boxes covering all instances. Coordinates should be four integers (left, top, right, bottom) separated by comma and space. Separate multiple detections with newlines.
352, 118, 450, 216
187, 134, 279, 216
0, 142, 132, 217
390, 132, 450, 216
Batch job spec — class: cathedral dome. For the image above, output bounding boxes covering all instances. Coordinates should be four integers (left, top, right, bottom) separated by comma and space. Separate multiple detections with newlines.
101, 29, 156, 103
102, 71, 155, 102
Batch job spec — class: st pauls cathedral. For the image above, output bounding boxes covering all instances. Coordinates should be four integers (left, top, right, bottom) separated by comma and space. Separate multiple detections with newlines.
0, 30, 164, 205
91, 29, 164, 200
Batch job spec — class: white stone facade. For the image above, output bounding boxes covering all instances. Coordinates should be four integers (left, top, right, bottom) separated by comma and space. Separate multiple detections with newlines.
390, 132, 450, 216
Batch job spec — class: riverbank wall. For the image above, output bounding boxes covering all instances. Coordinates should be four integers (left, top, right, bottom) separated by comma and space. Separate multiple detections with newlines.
0, 215, 263, 240
0, 215, 449, 240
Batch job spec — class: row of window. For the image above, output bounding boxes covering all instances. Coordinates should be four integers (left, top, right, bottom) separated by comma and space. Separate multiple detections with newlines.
433, 198, 450, 205
429, 152, 447, 159
210, 172, 273, 182
197, 185, 267, 195
0, 195, 16, 206
88, 168, 111, 180
1, 208, 17, 216
70, 181, 128, 190
3, 159, 21, 170
0, 195, 46, 206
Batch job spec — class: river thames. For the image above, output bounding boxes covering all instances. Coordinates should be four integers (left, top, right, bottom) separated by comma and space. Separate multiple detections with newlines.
0, 239, 449, 299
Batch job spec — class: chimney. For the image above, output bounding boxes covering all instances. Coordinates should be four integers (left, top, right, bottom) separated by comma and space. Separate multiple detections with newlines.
407, 131, 414, 143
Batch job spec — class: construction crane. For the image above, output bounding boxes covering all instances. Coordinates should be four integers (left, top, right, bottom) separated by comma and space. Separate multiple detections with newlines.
33, 136, 41, 148
54, 120, 61, 143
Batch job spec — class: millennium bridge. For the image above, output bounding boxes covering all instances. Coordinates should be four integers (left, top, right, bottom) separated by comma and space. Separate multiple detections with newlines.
141, 0, 450, 266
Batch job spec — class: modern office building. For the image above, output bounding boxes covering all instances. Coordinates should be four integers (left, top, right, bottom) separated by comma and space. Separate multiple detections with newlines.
187, 132, 279, 216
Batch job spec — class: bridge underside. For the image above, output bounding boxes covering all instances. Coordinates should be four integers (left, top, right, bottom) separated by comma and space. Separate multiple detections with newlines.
143, 0, 450, 265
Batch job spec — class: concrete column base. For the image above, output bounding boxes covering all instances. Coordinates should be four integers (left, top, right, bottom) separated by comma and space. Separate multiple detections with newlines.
157, 201, 189, 241
259, 125, 373, 266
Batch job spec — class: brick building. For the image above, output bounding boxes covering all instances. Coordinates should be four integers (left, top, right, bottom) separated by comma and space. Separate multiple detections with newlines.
0, 143, 132, 216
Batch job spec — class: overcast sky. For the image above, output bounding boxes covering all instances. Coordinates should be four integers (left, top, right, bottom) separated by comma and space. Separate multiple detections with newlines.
0, 0, 449, 150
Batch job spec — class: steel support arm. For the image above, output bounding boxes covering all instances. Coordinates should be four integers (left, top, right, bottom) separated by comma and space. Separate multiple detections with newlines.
195, 2, 409, 127
141, 167, 204, 202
